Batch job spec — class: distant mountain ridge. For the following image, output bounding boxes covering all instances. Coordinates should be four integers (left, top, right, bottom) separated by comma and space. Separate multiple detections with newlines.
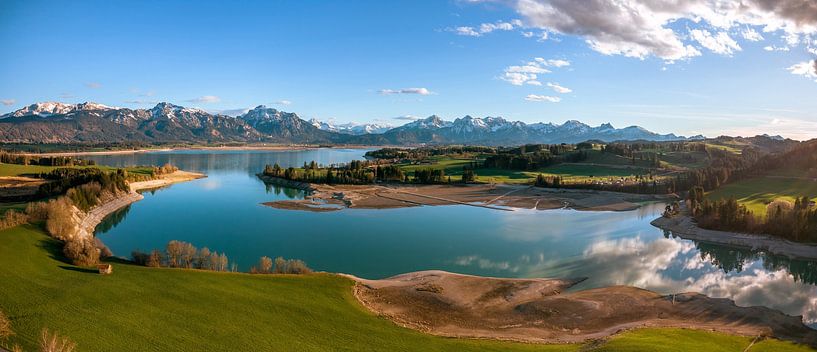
1, 101, 703, 145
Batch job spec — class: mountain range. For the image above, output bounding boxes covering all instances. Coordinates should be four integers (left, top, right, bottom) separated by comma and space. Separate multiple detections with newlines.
0, 101, 705, 145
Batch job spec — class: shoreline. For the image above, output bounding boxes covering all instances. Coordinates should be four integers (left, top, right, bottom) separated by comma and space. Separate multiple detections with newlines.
345, 270, 817, 345
651, 214, 817, 261
71, 170, 205, 241
258, 175, 673, 212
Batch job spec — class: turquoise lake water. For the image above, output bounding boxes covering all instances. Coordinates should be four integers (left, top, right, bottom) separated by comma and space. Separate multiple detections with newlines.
86, 149, 817, 327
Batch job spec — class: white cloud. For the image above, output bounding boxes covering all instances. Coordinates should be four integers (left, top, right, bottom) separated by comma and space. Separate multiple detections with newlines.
1, 99, 15, 106
273, 100, 292, 106
217, 108, 251, 116
85, 82, 102, 89
525, 94, 561, 102
186, 95, 221, 103
535, 57, 570, 67
764, 45, 790, 51
451, 20, 522, 37
521, 31, 534, 38
787, 60, 817, 81
500, 0, 817, 61
500, 58, 569, 86
453, 26, 480, 36
547, 82, 572, 93
378, 88, 434, 95
690, 29, 742, 56
393, 115, 422, 121
741, 28, 764, 41
123, 100, 158, 105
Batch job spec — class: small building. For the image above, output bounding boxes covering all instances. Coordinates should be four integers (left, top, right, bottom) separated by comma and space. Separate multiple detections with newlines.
97, 264, 113, 275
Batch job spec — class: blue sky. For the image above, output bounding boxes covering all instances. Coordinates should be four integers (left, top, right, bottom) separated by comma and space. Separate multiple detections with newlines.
1, 0, 816, 139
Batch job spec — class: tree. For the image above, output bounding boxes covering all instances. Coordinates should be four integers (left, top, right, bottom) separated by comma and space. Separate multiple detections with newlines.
180, 242, 197, 268
147, 250, 163, 268
166, 241, 183, 268
273, 256, 287, 274
40, 328, 76, 352
197, 247, 211, 269
63, 238, 99, 266
259, 256, 273, 273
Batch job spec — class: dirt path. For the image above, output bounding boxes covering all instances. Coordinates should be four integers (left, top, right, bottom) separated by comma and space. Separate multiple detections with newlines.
347, 270, 817, 345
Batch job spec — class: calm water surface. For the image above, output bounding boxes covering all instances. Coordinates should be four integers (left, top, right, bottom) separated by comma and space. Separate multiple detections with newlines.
88, 149, 817, 327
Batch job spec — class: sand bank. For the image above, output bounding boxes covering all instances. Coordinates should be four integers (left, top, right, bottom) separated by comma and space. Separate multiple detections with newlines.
259, 179, 671, 212
347, 270, 817, 345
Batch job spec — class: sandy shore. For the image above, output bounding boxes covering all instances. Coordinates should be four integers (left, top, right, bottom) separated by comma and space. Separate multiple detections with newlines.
260, 179, 671, 212
347, 270, 817, 345
651, 214, 817, 260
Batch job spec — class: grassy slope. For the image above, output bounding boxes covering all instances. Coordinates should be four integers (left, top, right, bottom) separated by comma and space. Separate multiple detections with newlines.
0, 163, 154, 177
1, 226, 813, 351
707, 176, 817, 216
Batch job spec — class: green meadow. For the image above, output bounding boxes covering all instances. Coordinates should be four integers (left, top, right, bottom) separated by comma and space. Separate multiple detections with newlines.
707, 176, 817, 216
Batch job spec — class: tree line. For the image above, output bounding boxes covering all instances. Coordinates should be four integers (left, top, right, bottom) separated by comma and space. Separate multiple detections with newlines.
131, 241, 233, 272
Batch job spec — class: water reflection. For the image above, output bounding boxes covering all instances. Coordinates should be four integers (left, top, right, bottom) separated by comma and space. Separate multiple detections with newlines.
454, 234, 817, 327
264, 184, 305, 199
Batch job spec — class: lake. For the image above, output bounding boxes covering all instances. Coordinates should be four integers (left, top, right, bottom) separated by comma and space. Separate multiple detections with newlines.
87, 148, 817, 327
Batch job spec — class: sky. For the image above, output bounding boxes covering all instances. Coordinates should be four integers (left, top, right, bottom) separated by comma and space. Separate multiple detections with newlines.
1, 0, 816, 139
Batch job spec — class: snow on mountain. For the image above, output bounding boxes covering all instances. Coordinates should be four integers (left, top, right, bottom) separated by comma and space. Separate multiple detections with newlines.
2, 101, 115, 118
393, 115, 451, 131
308, 118, 393, 135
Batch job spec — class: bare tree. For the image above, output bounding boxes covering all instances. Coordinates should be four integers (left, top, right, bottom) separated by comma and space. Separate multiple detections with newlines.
0, 309, 13, 341
217, 253, 229, 272
273, 257, 287, 274
259, 256, 273, 273
208, 251, 219, 271
147, 250, 163, 267
180, 242, 197, 269
63, 238, 99, 267
166, 241, 183, 268
40, 328, 76, 352
197, 247, 211, 269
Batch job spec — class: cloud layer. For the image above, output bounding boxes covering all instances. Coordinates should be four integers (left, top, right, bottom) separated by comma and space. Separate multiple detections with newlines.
495, 0, 817, 61
186, 95, 221, 104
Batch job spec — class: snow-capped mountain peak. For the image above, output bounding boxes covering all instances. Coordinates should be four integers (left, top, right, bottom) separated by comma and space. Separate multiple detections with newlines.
3, 101, 115, 118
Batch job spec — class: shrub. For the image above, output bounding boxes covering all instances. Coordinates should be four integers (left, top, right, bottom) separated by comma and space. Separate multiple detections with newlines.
25, 201, 49, 222
0, 210, 28, 231
272, 257, 312, 274
63, 238, 99, 267
40, 328, 76, 352
147, 250, 163, 268
0, 309, 13, 341
131, 250, 150, 266
44, 197, 76, 241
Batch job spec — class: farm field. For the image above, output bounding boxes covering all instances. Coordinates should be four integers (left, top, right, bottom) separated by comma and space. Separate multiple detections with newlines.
707, 176, 817, 216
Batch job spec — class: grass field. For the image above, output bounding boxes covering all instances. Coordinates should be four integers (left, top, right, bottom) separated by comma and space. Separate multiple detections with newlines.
1, 225, 814, 351
0, 162, 155, 179
396, 156, 654, 185
707, 176, 817, 216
